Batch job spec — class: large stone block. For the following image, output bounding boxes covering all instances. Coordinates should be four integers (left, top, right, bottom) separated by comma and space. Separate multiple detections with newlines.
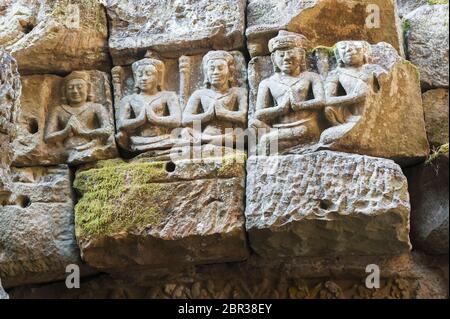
74, 155, 249, 271
248, 40, 429, 165
422, 89, 449, 148
405, 4, 449, 89
0, 0, 110, 74
0, 166, 81, 287
106, 0, 246, 65
12, 70, 118, 166
245, 151, 412, 257
406, 154, 449, 255
246, 0, 404, 57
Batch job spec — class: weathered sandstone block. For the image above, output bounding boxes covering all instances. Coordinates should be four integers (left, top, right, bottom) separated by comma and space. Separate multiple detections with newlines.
105, 0, 246, 65
0, 0, 110, 74
422, 89, 449, 148
249, 39, 429, 165
245, 151, 411, 257
74, 155, 249, 271
406, 153, 449, 255
0, 166, 81, 287
246, 0, 404, 57
405, 4, 449, 89
12, 70, 117, 166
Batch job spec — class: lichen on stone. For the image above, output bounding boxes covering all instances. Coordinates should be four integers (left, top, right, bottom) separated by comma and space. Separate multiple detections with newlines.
74, 161, 169, 238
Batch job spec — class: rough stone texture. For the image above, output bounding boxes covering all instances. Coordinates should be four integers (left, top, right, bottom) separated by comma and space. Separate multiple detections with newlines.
405, 154, 449, 255
246, 0, 404, 57
0, 50, 21, 169
0, 0, 110, 74
245, 152, 411, 258
74, 155, 249, 271
0, 278, 8, 299
249, 42, 429, 165
422, 89, 449, 147
7, 253, 449, 299
405, 4, 449, 89
0, 166, 82, 288
105, 0, 246, 65
396, 0, 427, 17
12, 70, 117, 166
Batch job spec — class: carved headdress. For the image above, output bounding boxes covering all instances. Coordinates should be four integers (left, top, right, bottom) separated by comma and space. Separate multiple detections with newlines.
268, 30, 310, 53
334, 41, 372, 67
61, 71, 94, 104
269, 31, 310, 73
202, 50, 237, 88
132, 51, 165, 92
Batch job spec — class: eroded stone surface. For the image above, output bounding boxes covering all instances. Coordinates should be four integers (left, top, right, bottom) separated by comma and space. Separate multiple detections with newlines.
0, 278, 8, 299
396, 0, 427, 17
245, 151, 411, 257
0, 50, 21, 168
0, 0, 110, 74
0, 166, 81, 287
106, 0, 246, 65
74, 155, 249, 271
422, 89, 449, 148
7, 252, 448, 299
12, 70, 117, 166
405, 4, 449, 89
246, 0, 404, 57
249, 40, 429, 165
406, 154, 449, 255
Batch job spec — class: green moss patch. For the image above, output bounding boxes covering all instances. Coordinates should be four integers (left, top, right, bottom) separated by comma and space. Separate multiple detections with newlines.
74, 161, 169, 238
427, 0, 448, 5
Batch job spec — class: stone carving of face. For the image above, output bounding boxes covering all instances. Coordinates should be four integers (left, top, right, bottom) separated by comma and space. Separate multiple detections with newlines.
136, 64, 158, 94
206, 59, 230, 89
273, 47, 303, 76
66, 78, 88, 106
337, 42, 366, 67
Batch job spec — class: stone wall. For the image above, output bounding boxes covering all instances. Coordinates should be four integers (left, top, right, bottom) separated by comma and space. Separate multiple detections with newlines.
0, 0, 448, 299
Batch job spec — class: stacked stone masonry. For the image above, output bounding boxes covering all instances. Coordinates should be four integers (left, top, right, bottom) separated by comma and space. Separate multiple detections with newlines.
0, 0, 448, 299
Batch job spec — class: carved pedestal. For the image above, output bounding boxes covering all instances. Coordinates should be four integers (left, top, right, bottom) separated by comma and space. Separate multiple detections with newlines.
74, 155, 249, 271
245, 151, 412, 257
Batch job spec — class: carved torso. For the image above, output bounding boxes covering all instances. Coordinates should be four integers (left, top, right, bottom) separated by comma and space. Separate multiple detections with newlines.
262, 72, 320, 128
51, 102, 104, 149
190, 87, 247, 136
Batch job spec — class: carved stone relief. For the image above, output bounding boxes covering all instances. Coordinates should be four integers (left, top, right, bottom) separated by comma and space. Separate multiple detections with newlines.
13, 70, 118, 166
249, 31, 429, 165
112, 50, 247, 160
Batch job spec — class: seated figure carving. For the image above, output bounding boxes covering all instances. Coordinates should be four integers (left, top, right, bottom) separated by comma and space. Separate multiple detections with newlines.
116, 52, 182, 154
182, 50, 248, 149
45, 71, 115, 164
251, 31, 325, 156
321, 41, 382, 144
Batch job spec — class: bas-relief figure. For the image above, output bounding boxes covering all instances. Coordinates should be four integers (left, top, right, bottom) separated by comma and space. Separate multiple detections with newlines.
115, 52, 183, 155
319, 41, 382, 145
44, 71, 116, 165
114, 50, 248, 158
182, 50, 248, 149
251, 31, 325, 156
250, 32, 390, 156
